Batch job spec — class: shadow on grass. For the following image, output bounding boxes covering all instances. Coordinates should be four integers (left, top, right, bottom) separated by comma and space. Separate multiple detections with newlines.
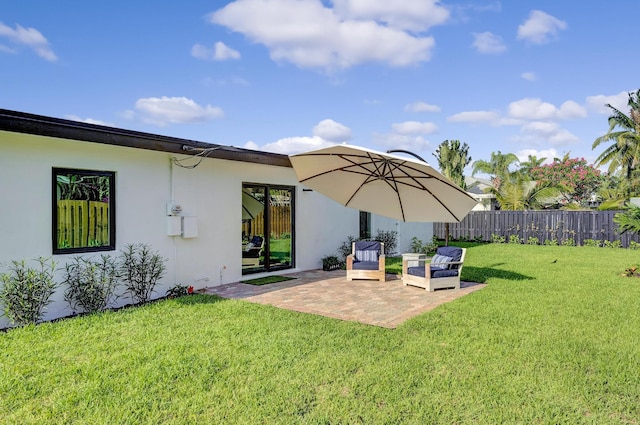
463, 266, 535, 283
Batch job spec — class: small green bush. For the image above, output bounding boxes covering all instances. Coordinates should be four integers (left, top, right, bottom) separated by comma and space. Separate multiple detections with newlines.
491, 234, 505, 244
629, 241, 640, 250
526, 237, 539, 245
603, 240, 622, 249
166, 284, 193, 298
62, 255, 119, 314
321, 255, 343, 271
508, 235, 521, 244
0, 257, 58, 326
119, 243, 167, 304
562, 238, 576, 247
410, 236, 437, 256
338, 236, 359, 262
544, 238, 558, 246
582, 239, 601, 247
373, 230, 398, 255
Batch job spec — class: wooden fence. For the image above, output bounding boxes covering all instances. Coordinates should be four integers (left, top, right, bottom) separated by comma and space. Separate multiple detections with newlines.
57, 200, 109, 248
434, 210, 640, 247
242, 205, 291, 239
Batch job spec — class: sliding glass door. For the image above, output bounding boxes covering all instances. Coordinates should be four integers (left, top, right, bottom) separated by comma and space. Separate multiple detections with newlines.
241, 184, 294, 274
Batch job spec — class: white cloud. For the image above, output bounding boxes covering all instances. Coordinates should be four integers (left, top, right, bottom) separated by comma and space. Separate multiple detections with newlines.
517, 10, 567, 45
312, 119, 352, 142
209, 0, 437, 70
260, 136, 336, 155
391, 121, 438, 135
521, 71, 537, 81
0, 22, 57, 61
515, 121, 579, 147
331, 0, 450, 32
192, 41, 241, 61
508, 98, 586, 121
522, 121, 560, 136
586, 91, 629, 114
508, 98, 557, 120
242, 140, 260, 150
132, 96, 224, 126
65, 115, 114, 127
558, 100, 587, 119
404, 101, 441, 113
250, 118, 350, 154
515, 148, 557, 164
448, 110, 501, 124
471, 32, 506, 54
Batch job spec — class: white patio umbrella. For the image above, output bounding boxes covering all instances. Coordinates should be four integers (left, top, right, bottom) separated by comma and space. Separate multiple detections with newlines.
289, 144, 477, 223
242, 190, 264, 220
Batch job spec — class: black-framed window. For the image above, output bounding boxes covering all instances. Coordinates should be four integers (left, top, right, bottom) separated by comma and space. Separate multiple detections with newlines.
52, 168, 116, 254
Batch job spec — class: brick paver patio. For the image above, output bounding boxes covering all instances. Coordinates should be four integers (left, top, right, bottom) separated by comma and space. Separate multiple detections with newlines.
203, 270, 485, 328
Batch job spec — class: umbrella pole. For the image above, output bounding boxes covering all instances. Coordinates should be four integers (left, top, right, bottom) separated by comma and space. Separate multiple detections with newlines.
445, 223, 450, 246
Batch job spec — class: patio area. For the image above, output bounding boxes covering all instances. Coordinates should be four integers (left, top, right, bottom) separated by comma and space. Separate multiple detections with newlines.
202, 270, 486, 328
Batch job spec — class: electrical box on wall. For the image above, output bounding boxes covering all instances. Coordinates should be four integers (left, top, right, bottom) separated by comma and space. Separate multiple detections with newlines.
167, 216, 181, 236
182, 216, 198, 238
166, 202, 183, 216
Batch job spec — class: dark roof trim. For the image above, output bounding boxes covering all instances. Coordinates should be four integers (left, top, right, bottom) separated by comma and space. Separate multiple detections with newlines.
0, 109, 292, 168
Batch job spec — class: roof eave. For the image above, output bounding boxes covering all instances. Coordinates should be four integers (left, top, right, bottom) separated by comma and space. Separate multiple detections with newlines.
0, 108, 292, 168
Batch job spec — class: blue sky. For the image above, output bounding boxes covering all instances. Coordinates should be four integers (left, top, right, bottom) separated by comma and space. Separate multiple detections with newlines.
1, 1, 638, 171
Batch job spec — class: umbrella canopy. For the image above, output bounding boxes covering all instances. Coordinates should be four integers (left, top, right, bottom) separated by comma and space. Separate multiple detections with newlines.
289, 144, 477, 223
242, 190, 264, 220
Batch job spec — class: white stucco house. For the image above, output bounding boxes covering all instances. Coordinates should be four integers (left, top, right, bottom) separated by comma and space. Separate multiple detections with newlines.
0, 109, 433, 327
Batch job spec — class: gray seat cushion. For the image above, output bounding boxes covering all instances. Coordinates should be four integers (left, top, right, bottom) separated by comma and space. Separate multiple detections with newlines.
407, 266, 459, 278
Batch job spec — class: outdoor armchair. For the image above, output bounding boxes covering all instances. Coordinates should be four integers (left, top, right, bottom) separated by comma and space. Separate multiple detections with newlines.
346, 241, 385, 282
402, 246, 466, 291
242, 236, 264, 268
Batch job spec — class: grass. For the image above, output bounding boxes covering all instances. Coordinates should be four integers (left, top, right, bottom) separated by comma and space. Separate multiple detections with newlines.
2, 243, 640, 423
240, 275, 297, 285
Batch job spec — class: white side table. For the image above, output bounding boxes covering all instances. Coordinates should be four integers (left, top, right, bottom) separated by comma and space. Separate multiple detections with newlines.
402, 253, 427, 268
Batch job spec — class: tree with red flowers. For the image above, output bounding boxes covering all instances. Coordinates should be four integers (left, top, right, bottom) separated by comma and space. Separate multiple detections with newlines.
529, 157, 603, 207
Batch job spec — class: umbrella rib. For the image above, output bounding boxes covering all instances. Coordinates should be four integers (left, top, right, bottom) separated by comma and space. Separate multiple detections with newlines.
297, 153, 384, 183
343, 152, 387, 208
390, 161, 466, 221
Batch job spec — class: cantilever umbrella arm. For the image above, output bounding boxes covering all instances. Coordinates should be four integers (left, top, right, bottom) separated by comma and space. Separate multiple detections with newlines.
386, 149, 427, 163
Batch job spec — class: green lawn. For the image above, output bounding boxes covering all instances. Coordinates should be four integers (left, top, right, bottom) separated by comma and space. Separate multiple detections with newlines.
2, 243, 640, 424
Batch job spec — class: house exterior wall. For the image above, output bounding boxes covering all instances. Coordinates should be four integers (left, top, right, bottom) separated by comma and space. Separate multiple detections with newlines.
0, 128, 433, 327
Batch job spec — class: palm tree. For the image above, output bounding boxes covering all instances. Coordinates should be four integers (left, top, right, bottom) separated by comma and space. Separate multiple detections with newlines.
519, 154, 547, 174
433, 140, 472, 245
472, 151, 519, 189
487, 174, 560, 211
552, 152, 571, 163
614, 203, 640, 234
433, 140, 471, 189
592, 89, 640, 198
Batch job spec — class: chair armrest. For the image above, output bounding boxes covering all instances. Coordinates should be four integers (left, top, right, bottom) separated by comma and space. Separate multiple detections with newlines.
346, 254, 355, 269
378, 254, 385, 271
